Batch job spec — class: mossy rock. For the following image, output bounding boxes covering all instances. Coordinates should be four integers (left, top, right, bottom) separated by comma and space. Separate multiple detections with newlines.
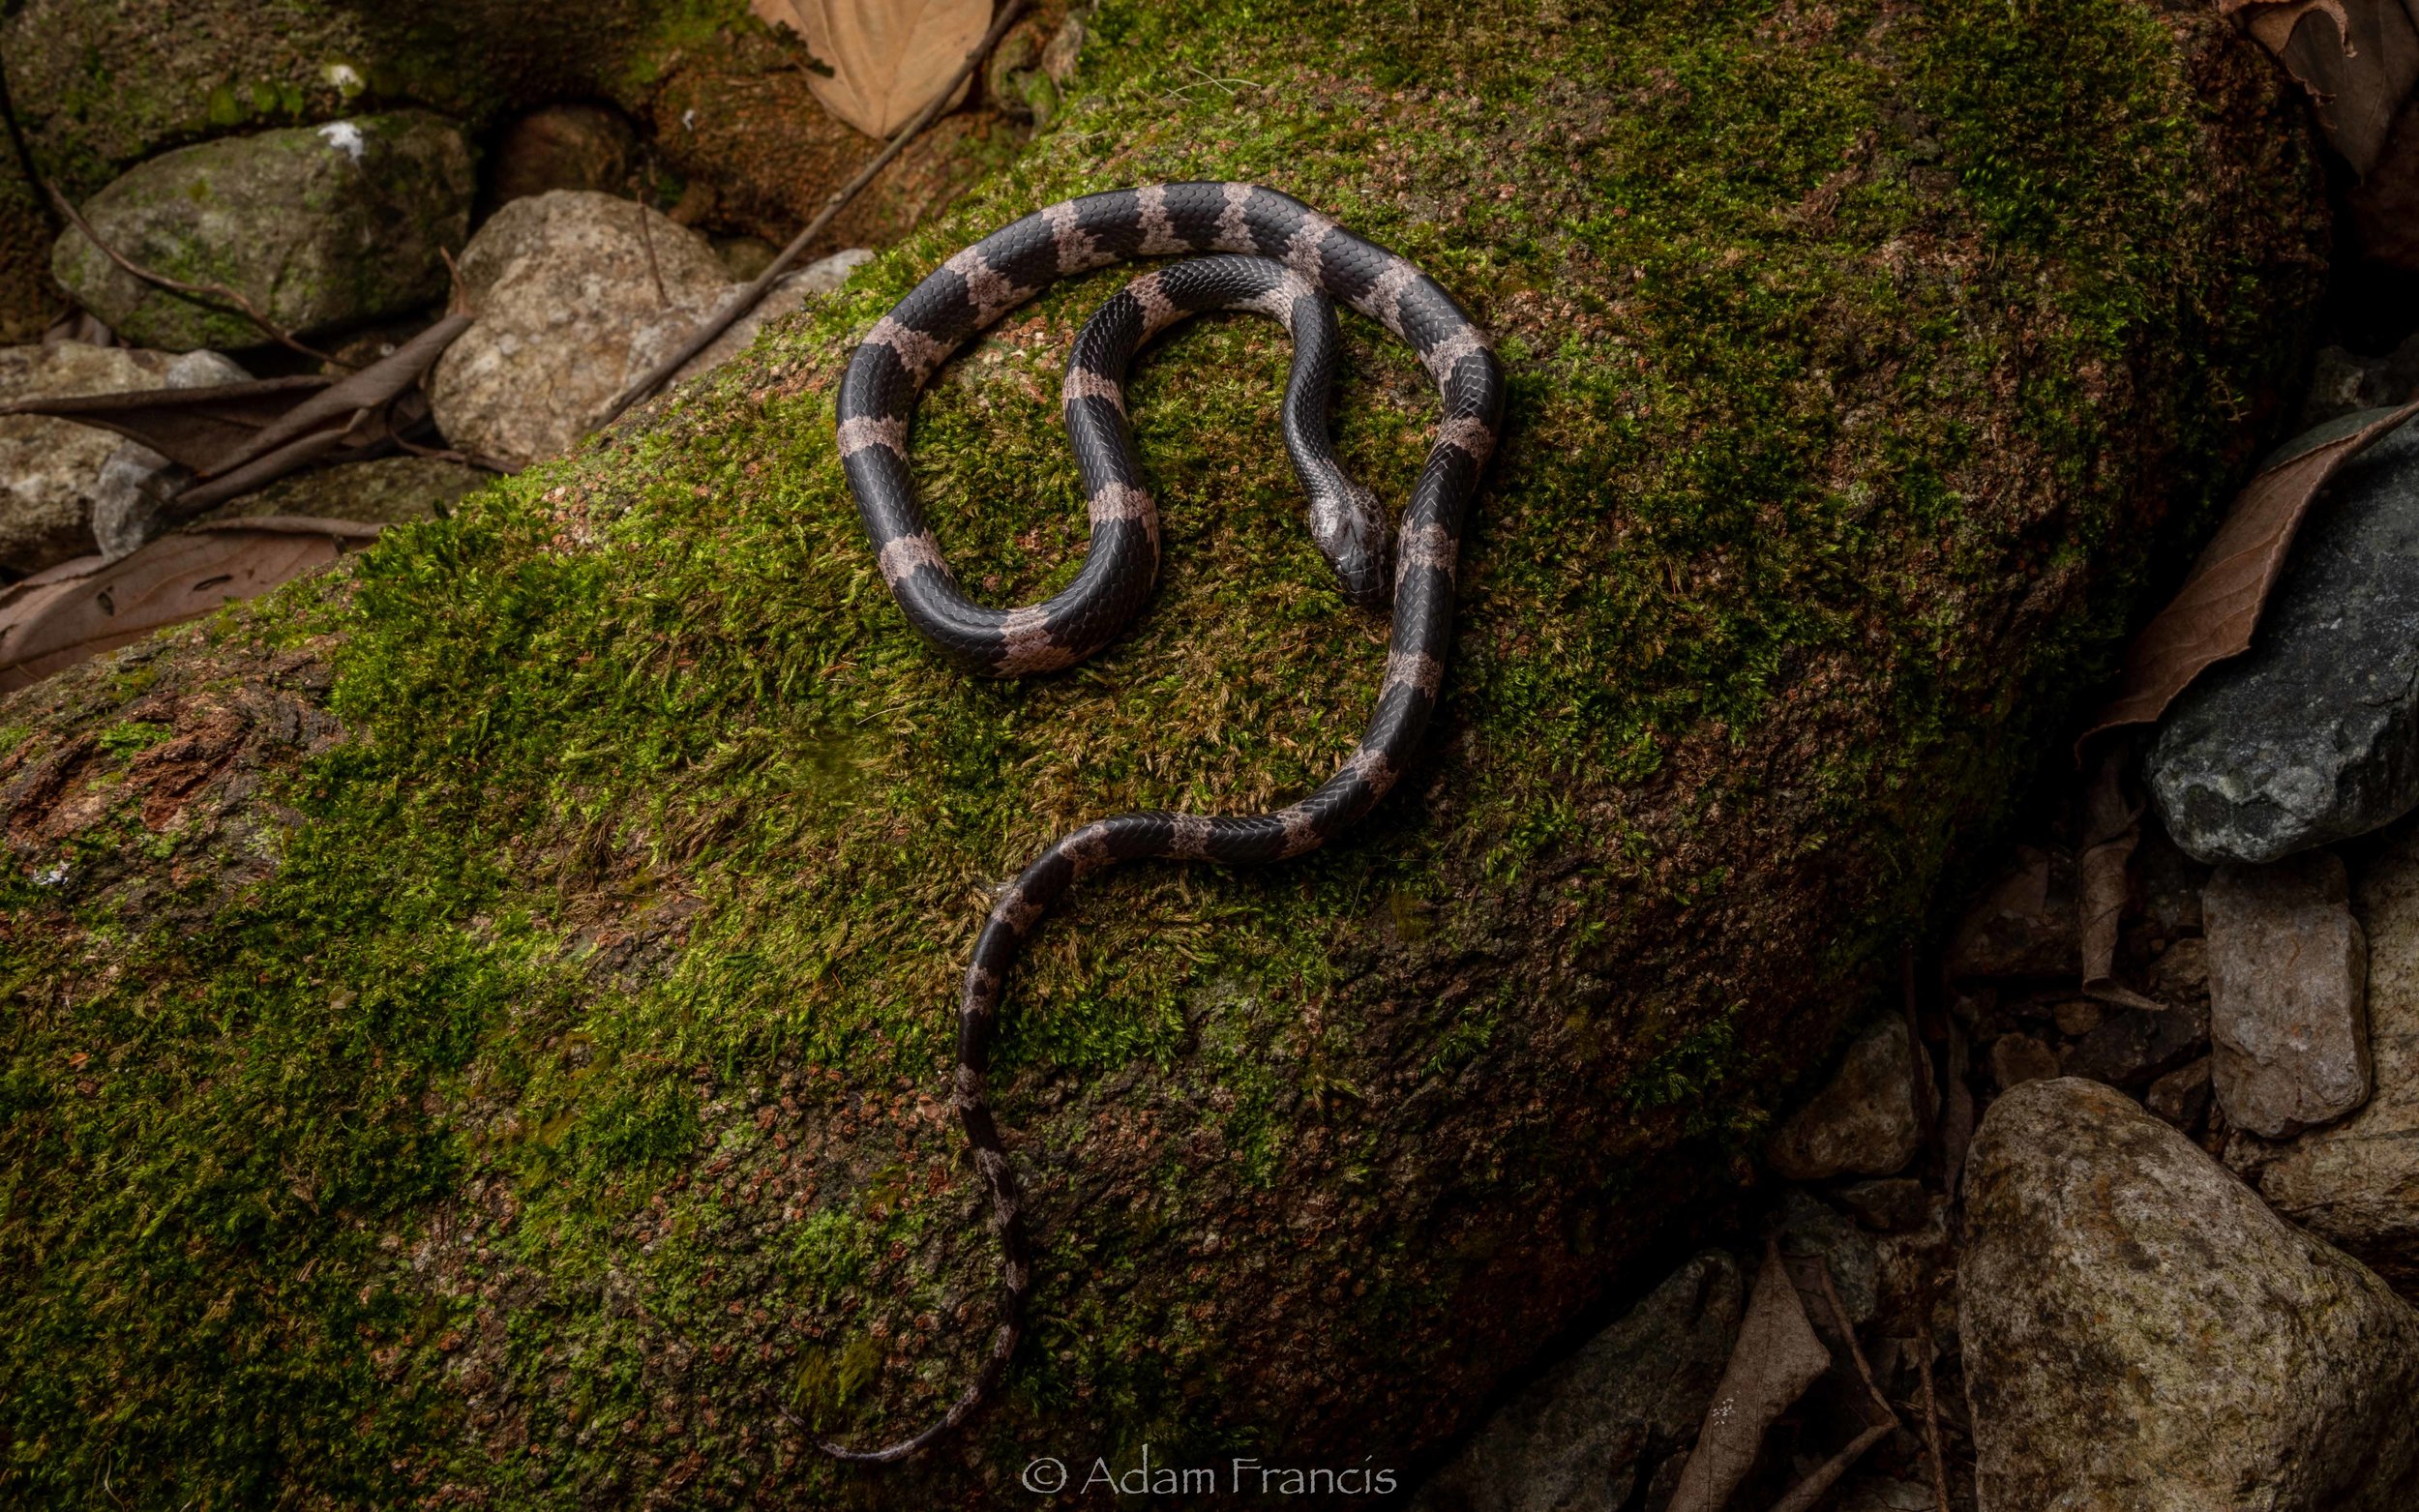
3, 0, 1031, 319
0, 152, 61, 343
0, 0, 2323, 1504
49, 111, 474, 350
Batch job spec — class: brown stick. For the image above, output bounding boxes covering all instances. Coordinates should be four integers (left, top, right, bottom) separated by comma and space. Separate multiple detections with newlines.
1764, 1421, 1894, 1512
45, 179, 341, 366
1917, 1326, 1953, 1512
595, 0, 1032, 429
1812, 1260, 1896, 1429
636, 197, 670, 309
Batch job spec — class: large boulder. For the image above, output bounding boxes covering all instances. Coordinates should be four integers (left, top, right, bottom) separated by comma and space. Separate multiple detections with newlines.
428, 192, 871, 467
1962, 1078, 2419, 1510
49, 112, 474, 351
428, 191, 732, 468
0, 0, 2327, 1504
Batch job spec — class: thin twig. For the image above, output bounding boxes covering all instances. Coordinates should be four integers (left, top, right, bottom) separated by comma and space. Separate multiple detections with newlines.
1812, 1260, 1896, 1428
636, 198, 670, 309
44, 179, 340, 366
1917, 1326, 1953, 1512
1764, 1421, 1893, 1512
595, 0, 1031, 429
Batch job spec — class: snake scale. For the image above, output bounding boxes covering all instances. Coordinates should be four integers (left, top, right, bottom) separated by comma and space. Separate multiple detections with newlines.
824, 182, 1505, 1462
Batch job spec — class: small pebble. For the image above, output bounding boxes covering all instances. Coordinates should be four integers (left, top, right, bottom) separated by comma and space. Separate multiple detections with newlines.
1990, 1032, 2061, 1092
2053, 999, 2105, 1038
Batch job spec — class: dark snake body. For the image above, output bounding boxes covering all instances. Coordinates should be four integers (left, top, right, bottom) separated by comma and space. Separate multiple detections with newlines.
826, 182, 1504, 1462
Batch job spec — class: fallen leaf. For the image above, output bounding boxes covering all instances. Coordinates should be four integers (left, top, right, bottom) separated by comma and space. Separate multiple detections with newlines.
1666, 1241, 1834, 1512
2077, 742, 2158, 1011
2080, 398, 2419, 751
2226, 0, 2419, 176
0, 315, 474, 519
0, 375, 332, 471
0, 519, 380, 691
200, 315, 469, 480
764, 0, 991, 139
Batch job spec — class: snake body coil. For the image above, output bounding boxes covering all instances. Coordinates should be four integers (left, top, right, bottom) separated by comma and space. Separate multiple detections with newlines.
826, 183, 1504, 1462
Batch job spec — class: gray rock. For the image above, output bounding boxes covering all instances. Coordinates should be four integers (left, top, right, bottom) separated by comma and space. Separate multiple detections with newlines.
0, 343, 233, 574
1962, 1077, 2419, 1511
1411, 1250, 1743, 1512
1835, 1177, 1929, 1233
2050, 996, 2104, 1037
1988, 1031, 2061, 1091
2261, 819, 2419, 1293
2146, 1054, 2214, 1130
2143, 933, 2210, 1002
428, 192, 870, 468
634, 246, 874, 386
2060, 999, 2209, 1088
1832, 1475, 1938, 1512
1868, 1191, 1954, 1338
1768, 1189, 1879, 1335
2302, 337, 2419, 430
1946, 845, 2078, 978
429, 192, 729, 468
88, 349, 252, 559
1764, 1018, 1925, 1181
2206, 852, 2372, 1137
2147, 411, 2419, 864
51, 114, 473, 352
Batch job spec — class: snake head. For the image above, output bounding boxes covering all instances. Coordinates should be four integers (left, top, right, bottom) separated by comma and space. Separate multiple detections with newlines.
1309, 477, 1393, 612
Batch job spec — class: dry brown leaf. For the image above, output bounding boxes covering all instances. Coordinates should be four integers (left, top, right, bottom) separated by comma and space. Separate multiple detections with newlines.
2077, 743, 2158, 1011
2227, 0, 2419, 176
763, 0, 991, 139
1666, 1242, 1834, 1512
0, 519, 378, 691
2081, 398, 2419, 751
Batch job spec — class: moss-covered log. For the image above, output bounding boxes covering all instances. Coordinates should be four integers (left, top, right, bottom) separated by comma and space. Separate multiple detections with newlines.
0, 0, 2322, 1504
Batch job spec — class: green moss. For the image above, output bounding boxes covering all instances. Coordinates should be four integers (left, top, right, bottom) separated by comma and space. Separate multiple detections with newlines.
0, 0, 2318, 1503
